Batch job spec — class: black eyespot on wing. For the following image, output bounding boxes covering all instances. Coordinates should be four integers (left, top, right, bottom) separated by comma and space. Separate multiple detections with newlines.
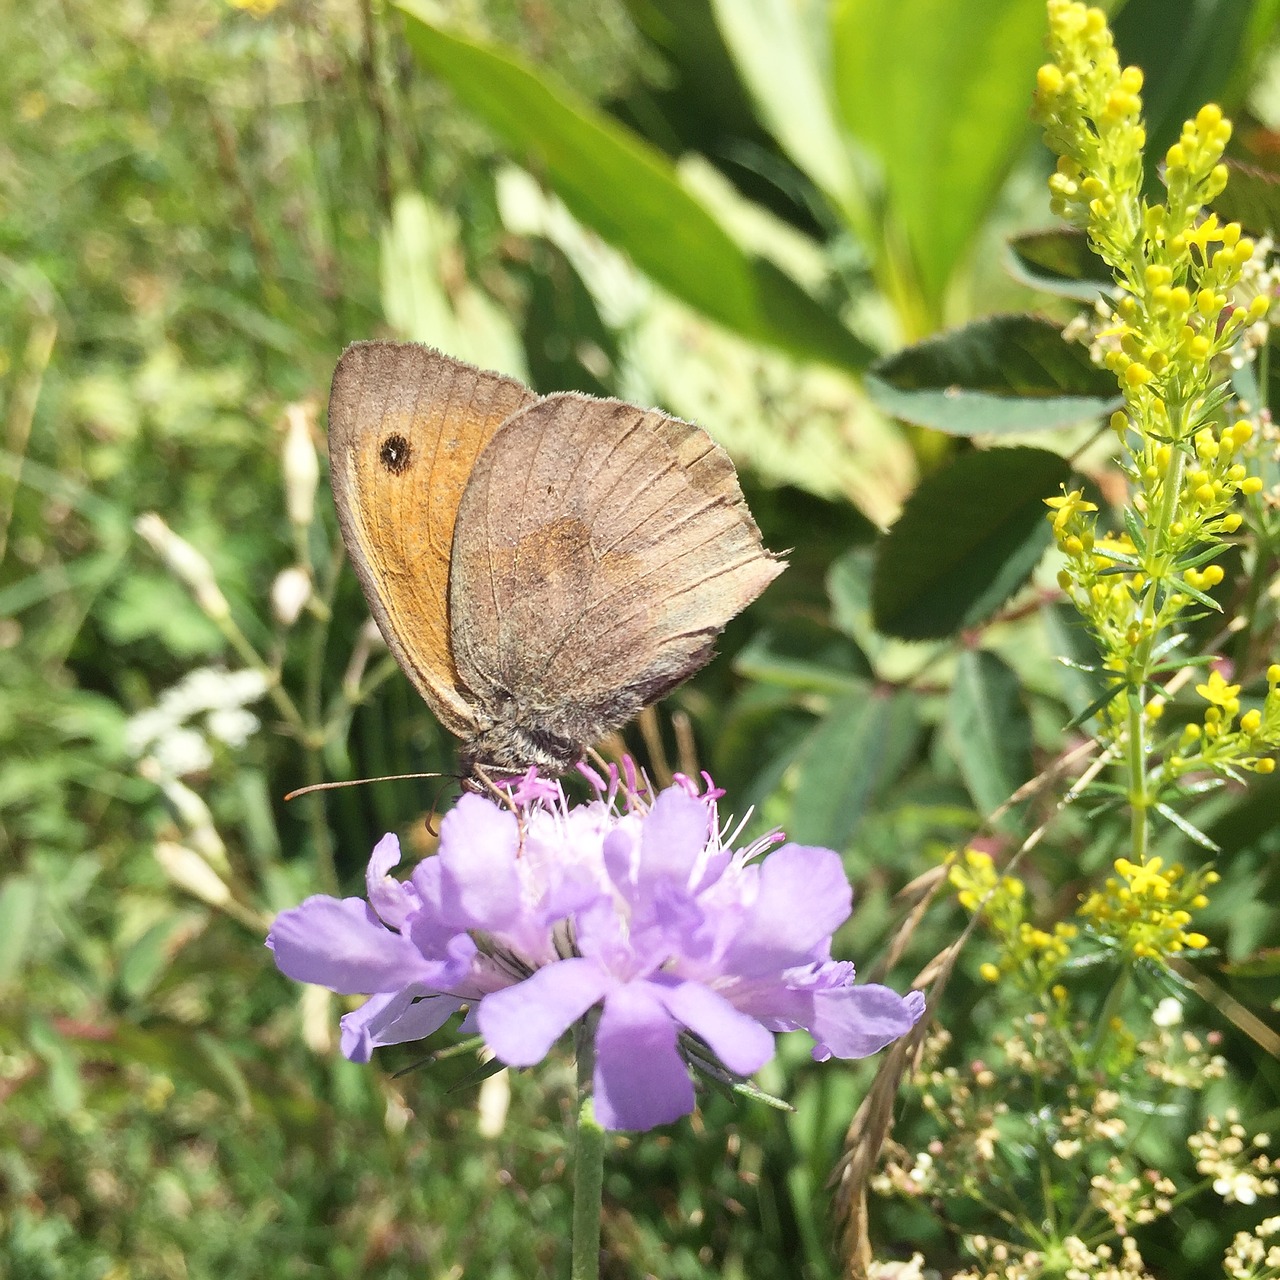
380, 434, 412, 474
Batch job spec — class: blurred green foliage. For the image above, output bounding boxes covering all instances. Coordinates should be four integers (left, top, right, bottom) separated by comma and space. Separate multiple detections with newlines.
3, 0, 1280, 1276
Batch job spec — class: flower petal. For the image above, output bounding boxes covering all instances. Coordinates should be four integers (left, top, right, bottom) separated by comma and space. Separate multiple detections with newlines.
366, 833, 415, 929
479, 958, 610, 1067
267, 896, 434, 993
340, 986, 463, 1061
809, 985, 925, 1061
722, 844, 851, 973
638, 786, 711, 883
652, 978, 774, 1076
594, 983, 694, 1130
437, 794, 522, 928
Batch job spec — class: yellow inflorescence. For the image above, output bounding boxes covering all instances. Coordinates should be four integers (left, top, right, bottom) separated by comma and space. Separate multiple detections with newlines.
1079, 857, 1218, 959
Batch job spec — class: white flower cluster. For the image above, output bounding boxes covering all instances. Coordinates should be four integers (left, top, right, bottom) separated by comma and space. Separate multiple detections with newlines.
126, 666, 269, 777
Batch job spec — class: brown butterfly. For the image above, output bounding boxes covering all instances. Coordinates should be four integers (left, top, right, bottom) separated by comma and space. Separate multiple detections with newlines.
327, 341, 784, 779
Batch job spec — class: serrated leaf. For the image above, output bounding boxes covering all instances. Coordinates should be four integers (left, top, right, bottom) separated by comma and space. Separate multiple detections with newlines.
873, 446, 1070, 640
947, 649, 1033, 831
787, 691, 919, 849
734, 617, 872, 693
1006, 229, 1115, 301
397, 3, 873, 373
865, 314, 1123, 434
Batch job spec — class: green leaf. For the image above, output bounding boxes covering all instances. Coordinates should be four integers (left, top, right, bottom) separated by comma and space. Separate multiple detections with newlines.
1153, 801, 1221, 853
710, 0, 856, 208
397, 2, 873, 373
865, 314, 1123, 435
873, 446, 1071, 640
947, 649, 1033, 830
734, 617, 872, 693
787, 690, 919, 849
1006, 229, 1115, 301
1113, 0, 1264, 168
0, 876, 39, 985
830, 0, 1049, 309
1041, 602, 1107, 721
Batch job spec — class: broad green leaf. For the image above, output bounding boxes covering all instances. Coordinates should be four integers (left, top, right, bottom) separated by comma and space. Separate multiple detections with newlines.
865, 314, 1123, 435
1114, 0, 1265, 167
831, 0, 1049, 311
947, 649, 1033, 829
1006, 229, 1115, 301
873, 446, 1070, 639
397, 3, 874, 373
710, 0, 856, 208
381, 191, 529, 379
787, 690, 920, 849
734, 617, 872, 693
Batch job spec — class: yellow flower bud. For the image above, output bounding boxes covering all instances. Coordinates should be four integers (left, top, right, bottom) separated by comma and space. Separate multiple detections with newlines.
1110, 410, 1129, 436
1197, 289, 1219, 316
1202, 564, 1224, 587
1166, 143, 1186, 170
1221, 221, 1242, 248
1242, 476, 1265, 496
1057, 569, 1073, 591
1257, 758, 1277, 775
1120, 66, 1143, 93
1221, 513, 1242, 533
1235, 238, 1256, 265
1182, 722, 1202, 741
1125, 362, 1153, 387
1196, 103, 1224, 132
1248, 294, 1270, 322
1228, 464, 1247, 482
1168, 286, 1191, 312
1241, 709, 1262, 734
979, 962, 1001, 983
1037, 63, 1065, 95
1064, 534, 1084, 557
1188, 336, 1211, 361
1231, 420, 1254, 446
1268, 664, 1280, 684
1195, 484, 1215, 506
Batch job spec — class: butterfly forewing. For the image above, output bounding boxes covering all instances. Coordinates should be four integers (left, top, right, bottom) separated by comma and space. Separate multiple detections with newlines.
448, 393, 784, 752
327, 342, 536, 735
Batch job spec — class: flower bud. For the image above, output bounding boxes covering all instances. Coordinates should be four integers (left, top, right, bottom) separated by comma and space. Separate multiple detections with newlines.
282, 402, 321, 529
136, 513, 230, 621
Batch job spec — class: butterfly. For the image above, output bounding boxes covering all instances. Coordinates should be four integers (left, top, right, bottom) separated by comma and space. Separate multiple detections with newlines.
326, 341, 784, 779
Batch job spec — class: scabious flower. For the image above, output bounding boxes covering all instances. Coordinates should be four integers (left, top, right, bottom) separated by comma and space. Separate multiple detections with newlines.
267, 765, 924, 1131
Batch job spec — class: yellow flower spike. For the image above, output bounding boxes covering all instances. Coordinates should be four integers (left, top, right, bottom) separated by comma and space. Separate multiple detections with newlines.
1241, 709, 1262, 735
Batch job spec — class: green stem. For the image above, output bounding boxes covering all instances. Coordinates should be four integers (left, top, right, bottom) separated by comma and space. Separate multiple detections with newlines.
571, 1017, 605, 1280
1125, 423, 1189, 863
1090, 963, 1130, 1061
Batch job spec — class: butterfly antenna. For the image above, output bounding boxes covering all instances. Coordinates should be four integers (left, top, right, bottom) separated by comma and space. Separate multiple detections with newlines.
283, 772, 445, 802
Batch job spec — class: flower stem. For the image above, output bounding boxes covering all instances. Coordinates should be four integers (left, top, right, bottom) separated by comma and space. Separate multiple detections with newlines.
571, 1016, 605, 1280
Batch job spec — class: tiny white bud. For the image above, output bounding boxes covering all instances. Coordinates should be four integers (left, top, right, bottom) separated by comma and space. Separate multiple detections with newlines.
135, 513, 229, 621
281, 402, 320, 528
271, 564, 312, 627
154, 840, 231, 907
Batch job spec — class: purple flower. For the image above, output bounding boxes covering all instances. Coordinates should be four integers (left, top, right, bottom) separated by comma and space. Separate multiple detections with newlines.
267, 765, 925, 1131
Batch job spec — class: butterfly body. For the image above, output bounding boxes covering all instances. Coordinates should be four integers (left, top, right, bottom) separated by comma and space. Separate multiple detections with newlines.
327, 341, 783, 779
